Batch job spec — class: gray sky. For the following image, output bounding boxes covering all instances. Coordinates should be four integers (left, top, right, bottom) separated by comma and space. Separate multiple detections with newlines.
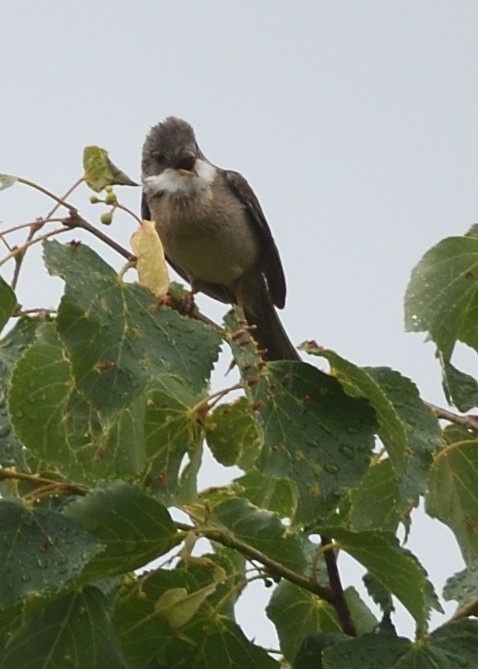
2, 0, 477, 644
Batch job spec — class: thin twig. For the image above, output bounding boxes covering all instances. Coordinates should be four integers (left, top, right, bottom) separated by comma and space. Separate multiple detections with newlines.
16, 176, 77, 212
0, 467, 87, 495
425, 402, 478, 435
44, 177, 84, 221
113, 201, 143, 226
62, 211, 135, 262
0, 227, 70, 269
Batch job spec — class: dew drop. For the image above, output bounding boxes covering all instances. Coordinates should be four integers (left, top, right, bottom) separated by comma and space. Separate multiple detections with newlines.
0, 424, 11, 438
339, 443, 354, 459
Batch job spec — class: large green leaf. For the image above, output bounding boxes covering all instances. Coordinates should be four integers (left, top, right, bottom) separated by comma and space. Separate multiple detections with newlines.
404, 229, 478, 361
10, 243, 218, 489
427, 438, 478, 563
309, 350, 441, 508
62, 481, 180, 580
225, 313, 376, 524
1, 586, 127, 669
8, 321, 140, 482
224, 309, 377, 525
43, 240, 221, 418
0, 499, 102, 607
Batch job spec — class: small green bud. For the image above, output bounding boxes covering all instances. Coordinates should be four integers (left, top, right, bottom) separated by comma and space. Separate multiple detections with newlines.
100, 211, 113, 225
89, 195, 100, 204
104, 185, 113, 193
105, 191, 117, 205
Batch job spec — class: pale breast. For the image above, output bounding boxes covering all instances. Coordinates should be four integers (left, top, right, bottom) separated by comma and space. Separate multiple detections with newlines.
148, 178, 261, 288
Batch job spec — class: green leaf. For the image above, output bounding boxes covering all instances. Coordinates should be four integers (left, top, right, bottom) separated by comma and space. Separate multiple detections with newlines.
311, 352, 441, 507
0, 275, 16, 333
325, 619, 478, 669
114, 569, 198, 667
62, 481, 180, 581
348, 459, 400, 532
241, 361, 375, 523
443, 559, 478, 608
0, 499, 102, 607
343, 586, 378, 635
115, 567, 277, 669
8, 321, 135, 481
442, 360, 478, 411
292, 634, 347, 669
319, 526, 432, 629
396, 619, 478, 668
142, 384, 205, 503
266, 580, 341, 662
0, 317, 41, 471
208, 497, 307, 573
1, 586, 127, 669
43, 240, 220, 417
83, 145, 138, 191
224, 310, 376, 523
232, 469, 297, 518
322, 632, 410, 668
206, 397, 261, 469
427, 438, 478, 563
404, 231, 478, 361
8, 321, 74, 465
363, 571, 394, 616
0, 174, 17, 191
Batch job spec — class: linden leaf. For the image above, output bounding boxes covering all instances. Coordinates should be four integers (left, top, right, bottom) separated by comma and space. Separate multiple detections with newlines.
131, 220, 169, 297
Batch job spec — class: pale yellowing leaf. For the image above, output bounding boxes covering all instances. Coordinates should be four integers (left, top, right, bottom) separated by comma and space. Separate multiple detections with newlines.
154, 581, 219, 628
131, 220, 169, 297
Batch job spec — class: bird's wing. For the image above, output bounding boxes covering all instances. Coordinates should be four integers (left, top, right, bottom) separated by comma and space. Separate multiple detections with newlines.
224, 170, 286, 308
141, 192, 234, 304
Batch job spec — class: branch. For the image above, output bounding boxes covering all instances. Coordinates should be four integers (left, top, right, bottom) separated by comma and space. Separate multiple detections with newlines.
321, 535, 357, 636
175, 521, 333, 604
425, 402, 478, 435
0, 467, 87, 496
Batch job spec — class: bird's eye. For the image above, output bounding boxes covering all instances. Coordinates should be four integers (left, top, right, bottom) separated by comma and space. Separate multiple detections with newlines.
152, 151, 166, 164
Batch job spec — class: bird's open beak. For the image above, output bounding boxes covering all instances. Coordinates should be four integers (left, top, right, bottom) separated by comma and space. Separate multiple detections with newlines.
173, 151, 197, 175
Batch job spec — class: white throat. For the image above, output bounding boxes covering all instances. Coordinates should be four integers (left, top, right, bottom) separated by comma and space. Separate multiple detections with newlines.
143, 159, 216, 196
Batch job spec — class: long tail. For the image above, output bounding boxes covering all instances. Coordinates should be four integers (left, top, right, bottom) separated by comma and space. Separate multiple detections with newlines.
244, 285, 299, 361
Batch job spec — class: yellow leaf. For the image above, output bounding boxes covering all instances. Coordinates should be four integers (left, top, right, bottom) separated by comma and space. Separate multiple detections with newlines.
130, 220, 169, 297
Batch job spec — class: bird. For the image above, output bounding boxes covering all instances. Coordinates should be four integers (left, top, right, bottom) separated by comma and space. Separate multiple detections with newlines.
141, 116, 298, 361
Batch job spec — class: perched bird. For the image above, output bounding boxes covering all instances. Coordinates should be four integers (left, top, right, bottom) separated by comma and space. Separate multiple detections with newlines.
141, 117, 298, 361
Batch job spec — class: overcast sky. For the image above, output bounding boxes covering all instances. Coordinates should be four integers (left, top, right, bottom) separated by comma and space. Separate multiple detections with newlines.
2, 0, 478, 644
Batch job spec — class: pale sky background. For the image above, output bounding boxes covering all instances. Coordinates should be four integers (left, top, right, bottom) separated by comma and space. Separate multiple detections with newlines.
2, 0, 477, 645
